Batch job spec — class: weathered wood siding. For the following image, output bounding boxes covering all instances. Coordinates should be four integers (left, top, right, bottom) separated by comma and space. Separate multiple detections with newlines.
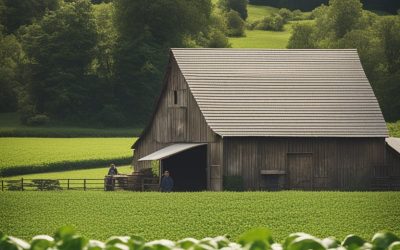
386, 146, 400, 171
223, 137, 385, 190
132, 58, 222, 190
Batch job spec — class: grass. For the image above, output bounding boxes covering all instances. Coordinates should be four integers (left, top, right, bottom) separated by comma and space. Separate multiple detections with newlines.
0, 192, 399, 241
247, 5, 279, 22
229, 29, 290, 48
227, 2, 315, 49
0, 113, 142, 137
388, 121, 400, 137
0, 137, 136, 176
229, 20, 312, 48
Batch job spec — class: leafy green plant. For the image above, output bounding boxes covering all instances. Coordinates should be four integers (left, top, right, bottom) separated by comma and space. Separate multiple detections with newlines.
1, 227, 399, 250
0, 192, 399, 242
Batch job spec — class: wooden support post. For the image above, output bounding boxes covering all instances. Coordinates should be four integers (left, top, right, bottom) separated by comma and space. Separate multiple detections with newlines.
67, 179, 70, 190
21, 178, 24, 191
84, 179, 86, 191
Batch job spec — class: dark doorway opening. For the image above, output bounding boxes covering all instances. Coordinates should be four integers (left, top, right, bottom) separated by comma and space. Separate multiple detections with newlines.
162, 145, 207, 191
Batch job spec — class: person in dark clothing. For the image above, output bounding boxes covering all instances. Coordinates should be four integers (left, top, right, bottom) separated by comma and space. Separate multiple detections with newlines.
108, 164, 118, 175
160, 170, 174, 192
106, 164, 118, 191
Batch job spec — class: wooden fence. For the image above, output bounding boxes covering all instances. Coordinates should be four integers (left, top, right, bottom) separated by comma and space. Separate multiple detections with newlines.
0, 177, 160, 191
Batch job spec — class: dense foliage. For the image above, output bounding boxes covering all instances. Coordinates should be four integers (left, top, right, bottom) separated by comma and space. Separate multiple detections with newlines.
248, 0, 400, 14
0, 137, 134, 176
0, 192, 399, 241
0, 0, 230, 127
218, 0, 248, 20
1, 227, 400, 250
225, 10, 246, 36
287, 0, 400, 121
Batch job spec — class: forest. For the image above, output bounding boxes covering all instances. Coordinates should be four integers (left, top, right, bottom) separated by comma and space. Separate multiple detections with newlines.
0, 0, 399, 128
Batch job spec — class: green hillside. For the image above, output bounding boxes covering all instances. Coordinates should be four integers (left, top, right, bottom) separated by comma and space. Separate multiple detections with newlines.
228, 4, 312, 48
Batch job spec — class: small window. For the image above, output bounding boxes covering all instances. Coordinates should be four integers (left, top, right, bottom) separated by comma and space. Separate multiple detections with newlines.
173, 90, 178, 105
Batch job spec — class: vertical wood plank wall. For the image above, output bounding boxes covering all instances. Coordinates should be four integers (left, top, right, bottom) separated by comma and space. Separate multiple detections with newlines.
132, 58, 222, 190
223, 137, 385, 190
385, 146, 400, 176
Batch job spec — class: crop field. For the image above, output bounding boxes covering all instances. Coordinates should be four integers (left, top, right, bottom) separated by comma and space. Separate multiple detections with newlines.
0, 192, 399, 242
0, 138, 136, 176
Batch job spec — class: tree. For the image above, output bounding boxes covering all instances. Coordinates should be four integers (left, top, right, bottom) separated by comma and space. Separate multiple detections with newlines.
218, 0, 248, 20
254, 14, 285, 31
287, 0, 400, 121
287, 23, 316, 48
91, 3, 117, 82
278, 8, 292, 22
328, 0, 362, 38
1, 0, 59, 34
0, 27, 24, 112
19, 0, 98, 121
226, 10, 245, 37
377, 16, 400, 74
113, 0, 213, 124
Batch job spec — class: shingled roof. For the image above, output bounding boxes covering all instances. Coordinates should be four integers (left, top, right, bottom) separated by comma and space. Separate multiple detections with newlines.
172, 48, 388, 137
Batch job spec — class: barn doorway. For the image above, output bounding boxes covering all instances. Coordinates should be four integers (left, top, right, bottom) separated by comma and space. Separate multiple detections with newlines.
161, 145, 207, 191
288, 153, 313, 190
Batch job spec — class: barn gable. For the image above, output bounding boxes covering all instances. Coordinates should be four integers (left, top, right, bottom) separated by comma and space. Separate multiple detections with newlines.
132, 55, 222, 180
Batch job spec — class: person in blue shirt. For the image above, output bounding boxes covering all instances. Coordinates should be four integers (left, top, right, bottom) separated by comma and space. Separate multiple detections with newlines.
160, 170, 174, 192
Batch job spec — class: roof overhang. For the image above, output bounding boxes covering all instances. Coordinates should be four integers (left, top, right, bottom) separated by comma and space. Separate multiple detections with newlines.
138, 143, 206, 161
386, 137, 400, 154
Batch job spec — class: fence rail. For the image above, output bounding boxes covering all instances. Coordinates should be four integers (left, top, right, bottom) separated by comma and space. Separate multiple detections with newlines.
0, 177, 160, 191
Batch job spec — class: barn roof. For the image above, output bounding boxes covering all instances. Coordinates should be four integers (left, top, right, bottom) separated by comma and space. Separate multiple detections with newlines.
171, 48, 388, 137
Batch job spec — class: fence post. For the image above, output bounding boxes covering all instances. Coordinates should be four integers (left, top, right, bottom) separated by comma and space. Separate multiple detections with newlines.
21, 178, 24, 191
84, 179, 86, 191
67, 179, 70, 190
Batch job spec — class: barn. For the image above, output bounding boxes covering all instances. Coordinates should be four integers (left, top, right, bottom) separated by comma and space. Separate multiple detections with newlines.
131, 48, 394, 191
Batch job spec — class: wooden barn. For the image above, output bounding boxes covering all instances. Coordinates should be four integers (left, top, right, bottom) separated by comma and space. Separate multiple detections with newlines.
131, 48, 395, 191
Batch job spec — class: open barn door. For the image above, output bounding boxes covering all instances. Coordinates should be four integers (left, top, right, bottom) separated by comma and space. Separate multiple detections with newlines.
139, 143, 207, 191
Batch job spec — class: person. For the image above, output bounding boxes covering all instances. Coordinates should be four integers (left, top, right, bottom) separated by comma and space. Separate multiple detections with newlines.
108, 164, 118, 175
106, 164, 118, 191
160, 170, 174, 192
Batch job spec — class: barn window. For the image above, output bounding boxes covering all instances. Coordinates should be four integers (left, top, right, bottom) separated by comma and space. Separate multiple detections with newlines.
174, 90, 178, 105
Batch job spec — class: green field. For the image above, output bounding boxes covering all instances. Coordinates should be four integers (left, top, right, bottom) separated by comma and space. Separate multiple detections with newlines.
247, 5, 279, 22
229, 29, 290, 48
228, 1, 314, 49
0, 192, 399, 241
0, 137, 136, 176
1, 165, 133, 180
0, 113, 142, 137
